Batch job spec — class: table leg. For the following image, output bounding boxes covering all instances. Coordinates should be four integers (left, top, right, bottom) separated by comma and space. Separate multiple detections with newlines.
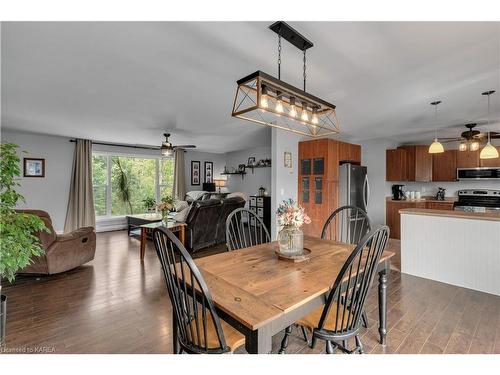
179, 226, 185, 246
140, 227, 147, 261
245, 326, 272, 354
378, 269, 388, 345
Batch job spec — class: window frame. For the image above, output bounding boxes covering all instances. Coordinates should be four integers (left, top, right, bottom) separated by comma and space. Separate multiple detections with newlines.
92, 151, 174, 219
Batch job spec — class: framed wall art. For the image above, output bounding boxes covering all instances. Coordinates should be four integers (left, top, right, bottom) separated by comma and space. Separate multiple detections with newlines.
191, 160, 201, 186
204, 161, 213, 183
284, 151, 292, 168
23, 158, 45, 177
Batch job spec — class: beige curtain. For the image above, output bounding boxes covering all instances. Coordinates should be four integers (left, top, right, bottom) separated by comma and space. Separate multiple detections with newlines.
64, 139, 95, 232
173, 149, 186, 200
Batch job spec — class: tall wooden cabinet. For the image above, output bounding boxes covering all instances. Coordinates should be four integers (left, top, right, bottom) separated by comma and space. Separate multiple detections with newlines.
386, 149, 407, 181
298, 139, 361, 238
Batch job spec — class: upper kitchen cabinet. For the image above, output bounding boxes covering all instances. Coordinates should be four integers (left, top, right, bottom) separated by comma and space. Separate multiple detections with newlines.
479, 146, 500, 167
432, 150, 457, 181
386, 148, 407, 181
400, 145, 433, 182
338, 141, 361, 164
456, 149, 479, 168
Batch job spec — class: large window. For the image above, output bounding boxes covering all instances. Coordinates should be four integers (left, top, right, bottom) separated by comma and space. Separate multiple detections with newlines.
92, 153, 174, 217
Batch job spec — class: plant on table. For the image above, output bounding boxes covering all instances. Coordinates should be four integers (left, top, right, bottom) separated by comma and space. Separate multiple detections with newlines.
0, 143, 49, 346
276, 198, 311, 256
142, 197, 156, 213
155, 196, 174, 221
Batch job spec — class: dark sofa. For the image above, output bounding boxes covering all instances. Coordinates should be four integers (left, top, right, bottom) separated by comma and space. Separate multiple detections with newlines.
184, 197, 245, 252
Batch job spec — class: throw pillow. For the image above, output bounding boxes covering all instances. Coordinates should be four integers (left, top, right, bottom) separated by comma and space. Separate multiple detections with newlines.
173, 205, 190, 223
227, 192, 248, 201
174, 200, 189, 212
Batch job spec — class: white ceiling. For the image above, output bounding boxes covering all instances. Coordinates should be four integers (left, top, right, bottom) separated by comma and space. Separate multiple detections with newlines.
2, 21, 500, 152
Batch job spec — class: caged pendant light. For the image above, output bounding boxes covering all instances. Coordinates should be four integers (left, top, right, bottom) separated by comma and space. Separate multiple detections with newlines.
480, 90, 499, 159
231, 22, 340, 137
428, 101, 445, 154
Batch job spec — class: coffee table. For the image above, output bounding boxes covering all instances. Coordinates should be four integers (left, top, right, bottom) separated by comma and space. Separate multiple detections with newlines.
126, 213, 162, 236
139, 221, 186, 261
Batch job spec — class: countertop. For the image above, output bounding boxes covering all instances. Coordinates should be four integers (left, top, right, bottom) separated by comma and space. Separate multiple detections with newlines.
399, 208, 500, 222
386, 196, 457, 203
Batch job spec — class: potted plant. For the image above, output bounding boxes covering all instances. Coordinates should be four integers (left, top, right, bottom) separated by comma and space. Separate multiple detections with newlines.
0, 143, 48, 347
142, 197, 156, 213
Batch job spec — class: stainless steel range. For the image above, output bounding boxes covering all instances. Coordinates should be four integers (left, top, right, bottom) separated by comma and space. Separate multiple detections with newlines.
454, 189, 500, 213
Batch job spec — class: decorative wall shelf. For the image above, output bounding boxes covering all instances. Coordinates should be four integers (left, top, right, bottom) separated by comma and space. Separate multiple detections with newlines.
246, 164, 271, 173
221, 171, 246, 180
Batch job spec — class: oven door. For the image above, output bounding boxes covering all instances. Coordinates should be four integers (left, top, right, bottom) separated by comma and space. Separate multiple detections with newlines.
457, 167, 500, 180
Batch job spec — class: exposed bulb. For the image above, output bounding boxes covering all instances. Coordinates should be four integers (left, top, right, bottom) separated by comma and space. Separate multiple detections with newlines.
260, 94, 268, 109
458, 142, 467, 152
275, 99, 284, 114
301, 110, 309, 122
311, 110, 319, 125
289, 105, 297, 118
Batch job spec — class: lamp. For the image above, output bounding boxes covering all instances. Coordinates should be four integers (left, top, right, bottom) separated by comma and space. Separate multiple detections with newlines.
231, 22, 340, 138
214, 179, 226, 193
480, 90, 499, 159
428, 101, 444, 154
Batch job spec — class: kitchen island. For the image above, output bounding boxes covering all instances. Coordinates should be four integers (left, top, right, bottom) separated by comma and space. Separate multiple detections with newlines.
400, 208, 500, 296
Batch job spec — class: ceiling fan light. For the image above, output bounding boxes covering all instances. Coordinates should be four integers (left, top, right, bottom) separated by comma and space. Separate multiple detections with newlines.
428, 138, 444, 154
480, 142, 499, 159
458, 142, 467, 152
469, 141, 480, 152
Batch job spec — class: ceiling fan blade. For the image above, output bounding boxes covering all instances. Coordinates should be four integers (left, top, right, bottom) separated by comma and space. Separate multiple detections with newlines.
173, 145, 196, 149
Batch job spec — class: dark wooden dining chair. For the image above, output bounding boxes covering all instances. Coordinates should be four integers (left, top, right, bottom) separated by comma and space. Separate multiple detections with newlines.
226, 208, 270, 251
321, 205, 372, 245
322, 205, 372, 328
153, 226, 245, 354
280, 226, 390, 354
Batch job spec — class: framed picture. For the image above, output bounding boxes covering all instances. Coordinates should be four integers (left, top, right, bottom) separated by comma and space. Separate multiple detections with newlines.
284, 151, 292, 168
204, 161, 213, 183
191, 160, 200, 186
247, 157, 255, 166
23, 158, 45, 177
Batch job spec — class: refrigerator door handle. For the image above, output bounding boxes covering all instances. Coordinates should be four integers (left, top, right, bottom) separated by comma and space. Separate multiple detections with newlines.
362, 174, 369, 211
366, 175, 371, 210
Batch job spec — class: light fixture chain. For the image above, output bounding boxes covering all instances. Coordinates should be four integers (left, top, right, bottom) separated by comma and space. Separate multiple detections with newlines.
278, 34, 281, 80
303, 49, 307, 92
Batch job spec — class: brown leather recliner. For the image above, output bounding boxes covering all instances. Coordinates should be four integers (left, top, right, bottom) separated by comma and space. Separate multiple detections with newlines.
17, 210, 96, 275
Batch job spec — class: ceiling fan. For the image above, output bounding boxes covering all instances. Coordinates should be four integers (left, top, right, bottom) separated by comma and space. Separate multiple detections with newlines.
160, 133, 196, 157
440, 123, 500, 151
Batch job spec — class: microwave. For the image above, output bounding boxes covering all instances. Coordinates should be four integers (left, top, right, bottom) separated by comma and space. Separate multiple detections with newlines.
457, 167, 500, 180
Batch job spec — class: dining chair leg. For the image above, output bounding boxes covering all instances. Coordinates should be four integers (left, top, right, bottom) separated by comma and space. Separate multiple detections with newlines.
279, 325, 293, 354
362, 311, 369, 328
300, 326, 310, 345
326, 340, 335, 354
310, 335, 317, 349
355, 335, 363, 354
342, 340, 347, 351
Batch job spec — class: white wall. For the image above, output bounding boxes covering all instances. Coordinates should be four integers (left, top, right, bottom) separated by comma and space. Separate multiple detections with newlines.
271, 129, 302, 238
1, 130, 74, 233
184, 150, 226, 192
225, 145, 271, 201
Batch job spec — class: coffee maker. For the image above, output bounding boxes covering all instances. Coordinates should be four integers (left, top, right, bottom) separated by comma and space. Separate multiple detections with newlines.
392, 184, 405, 200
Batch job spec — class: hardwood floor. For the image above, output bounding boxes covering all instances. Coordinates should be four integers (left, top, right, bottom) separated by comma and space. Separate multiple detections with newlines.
2, 231, 499, 354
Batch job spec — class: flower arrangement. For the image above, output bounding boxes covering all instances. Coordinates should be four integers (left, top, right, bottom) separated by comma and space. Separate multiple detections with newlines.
276, 198, 311, 228
155, 196, 174, 212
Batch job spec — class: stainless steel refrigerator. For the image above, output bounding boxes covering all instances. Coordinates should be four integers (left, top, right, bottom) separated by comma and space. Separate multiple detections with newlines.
339, 163, 370, 212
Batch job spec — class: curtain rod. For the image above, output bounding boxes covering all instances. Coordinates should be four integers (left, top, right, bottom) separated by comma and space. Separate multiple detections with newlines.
69, 139, 160, 151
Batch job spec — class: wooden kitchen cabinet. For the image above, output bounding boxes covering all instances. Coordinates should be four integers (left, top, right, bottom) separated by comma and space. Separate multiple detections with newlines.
479, 146, 500, 167
400, 145, 433, 182
426, 201, 455, 210
386, 148, 407, 181
456, 150, 479, 168
432, 150, 457, 181
338, 141, 361, 164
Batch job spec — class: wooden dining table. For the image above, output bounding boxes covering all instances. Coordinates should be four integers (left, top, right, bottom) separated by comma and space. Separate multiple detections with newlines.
189, 235, 394, 354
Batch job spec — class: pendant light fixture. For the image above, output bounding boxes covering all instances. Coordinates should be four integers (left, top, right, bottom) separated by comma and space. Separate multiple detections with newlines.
231, 22, 340, 137
480, 90, 499, 159
428, 101, 445, 154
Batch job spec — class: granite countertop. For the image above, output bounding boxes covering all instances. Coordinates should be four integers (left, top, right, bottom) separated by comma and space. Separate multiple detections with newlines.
386, 196, 457, 203
399, 208, 500, 222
